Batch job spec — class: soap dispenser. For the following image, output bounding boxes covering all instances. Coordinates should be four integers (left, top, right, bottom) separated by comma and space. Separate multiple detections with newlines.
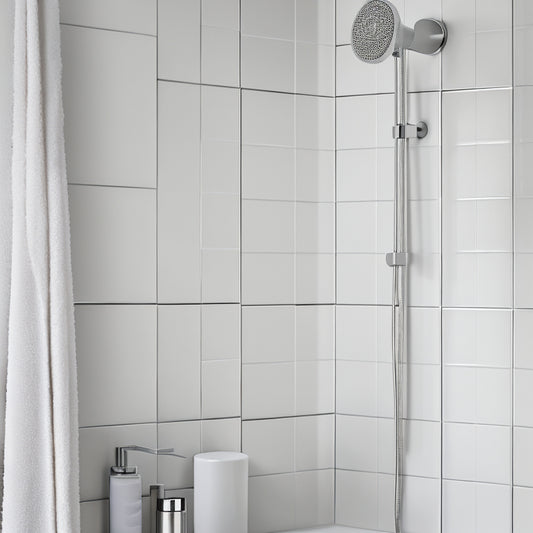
110, 446, 185, 533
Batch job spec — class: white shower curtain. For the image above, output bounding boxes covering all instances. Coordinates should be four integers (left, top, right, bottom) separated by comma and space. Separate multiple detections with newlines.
1, 0, 80, 531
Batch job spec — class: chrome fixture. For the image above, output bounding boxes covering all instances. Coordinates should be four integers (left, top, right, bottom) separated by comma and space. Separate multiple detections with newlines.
112, 445, 186, 474
151, 485, 187, 533
350, 2, 447, 532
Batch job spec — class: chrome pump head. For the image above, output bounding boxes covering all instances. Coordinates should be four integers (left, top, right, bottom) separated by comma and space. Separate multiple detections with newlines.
351, 0, 447, 64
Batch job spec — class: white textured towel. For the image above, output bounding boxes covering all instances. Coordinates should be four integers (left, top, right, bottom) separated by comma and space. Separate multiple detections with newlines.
2, 0, 81, 532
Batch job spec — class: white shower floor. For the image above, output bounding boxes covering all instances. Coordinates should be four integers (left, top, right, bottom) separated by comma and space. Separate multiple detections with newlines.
279, 527, 373, 533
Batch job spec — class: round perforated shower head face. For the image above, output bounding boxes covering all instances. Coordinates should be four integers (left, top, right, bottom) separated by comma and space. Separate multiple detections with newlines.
352, 0, 397, 63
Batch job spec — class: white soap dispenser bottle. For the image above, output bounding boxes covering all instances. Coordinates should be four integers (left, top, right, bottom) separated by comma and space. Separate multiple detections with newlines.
110, 446, 186, 533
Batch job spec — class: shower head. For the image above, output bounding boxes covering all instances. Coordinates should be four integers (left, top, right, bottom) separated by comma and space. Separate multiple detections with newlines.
351, 0, 447, 64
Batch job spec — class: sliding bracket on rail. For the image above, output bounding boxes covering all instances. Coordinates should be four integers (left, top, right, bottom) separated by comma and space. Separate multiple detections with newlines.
386, 252, 408, 267
392, 121, 428, 140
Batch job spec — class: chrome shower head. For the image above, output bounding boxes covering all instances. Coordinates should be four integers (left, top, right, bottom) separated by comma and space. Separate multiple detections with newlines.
351, 0, 447, 64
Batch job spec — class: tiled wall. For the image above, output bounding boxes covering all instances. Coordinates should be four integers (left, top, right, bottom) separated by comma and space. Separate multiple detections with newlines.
334, 0, 528, 532
56, 0, 533, 532
61, 1, 335, 532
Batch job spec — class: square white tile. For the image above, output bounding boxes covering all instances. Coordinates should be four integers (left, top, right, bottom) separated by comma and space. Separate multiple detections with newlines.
62, 26, 156, 187
76, 305, 156, 427
69, 185, 156, 303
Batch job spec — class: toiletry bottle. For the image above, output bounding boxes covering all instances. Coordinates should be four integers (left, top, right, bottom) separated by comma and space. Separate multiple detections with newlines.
110, 446, 186, 533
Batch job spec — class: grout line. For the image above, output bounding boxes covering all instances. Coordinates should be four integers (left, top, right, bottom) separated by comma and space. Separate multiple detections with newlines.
511, 0, 516, 528
155, 0, 159, 472
60, 21, 156, 38
159, 78, 335, 99
67, 183, 156, 191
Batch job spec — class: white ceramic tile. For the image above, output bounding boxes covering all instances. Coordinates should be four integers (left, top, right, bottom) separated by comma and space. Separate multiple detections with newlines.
295, 149, 335, 202
516, 198, 533, 253
202, 193, 240, 249
294, 470, 335, 529
337, 201, 392, 254
60, 0, 156, 34
515, 310, 533, 370
158, 306, 201, 422
295, 42, 335, 96
62, 26, 155, 188
157, 421, 201, 490
201, 359, 240, 418
201, 85, 240, 142
69, 185, 156, 303
201, 304, 240, 361
242, 253, 295, 305
242, 200, 294, 253
295, 306, 335, 361
295, 253, 335, 304
242, 145, 295, 201
443, 309, 512, 368
242, 306, 295, 364
337, 253, 391, 306
336, 95, 378, 151
408, 307, 441, 365
515, 21, 533, 87
295, 360, 335, 415
76, 306, 156, 427
515, 427, 533, 487
336, 415, 394, 474
158, 81, 201, 303
80, 499, 108, 533
443, 366, 511, 425
442, 480, 512, 533
514, 486, 533, 533
442, 0, 512, 90
249, 473, 296, 533
243, 418, 295, 476
296, 96, 335, 150
336, 148, 393, 203
336, 361, 377, 416
336, 0, 365, 45
79, 424, 157, 501
295, 203, 335, 253
403, 420, 441, 479
202, 0, 239, 29
335, 470, 395, 530
336, 44, 394, 97
294, 415, 335, 471
201, 26, 239, 87
516, 254, 533, 309
201, 418, 241, 453
296, 0, 335, 45
335, 470, 378, 530
242, 363, 295, 419
402, 476, 441, 533
201, 141, 240, 195
241, 36, 295, 93
201, 249, 240, 303
443, 423, 511, 484
406, 364, 441, 422
242, 90, 294, 147
443, 89, 512, 307
336, 305, 391, 363
515, 370, 533, 427
158, 0, 200, 82
241, 0, 295, 40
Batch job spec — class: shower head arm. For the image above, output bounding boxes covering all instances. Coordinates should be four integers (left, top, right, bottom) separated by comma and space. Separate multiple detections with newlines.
406, 18, 447, 56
